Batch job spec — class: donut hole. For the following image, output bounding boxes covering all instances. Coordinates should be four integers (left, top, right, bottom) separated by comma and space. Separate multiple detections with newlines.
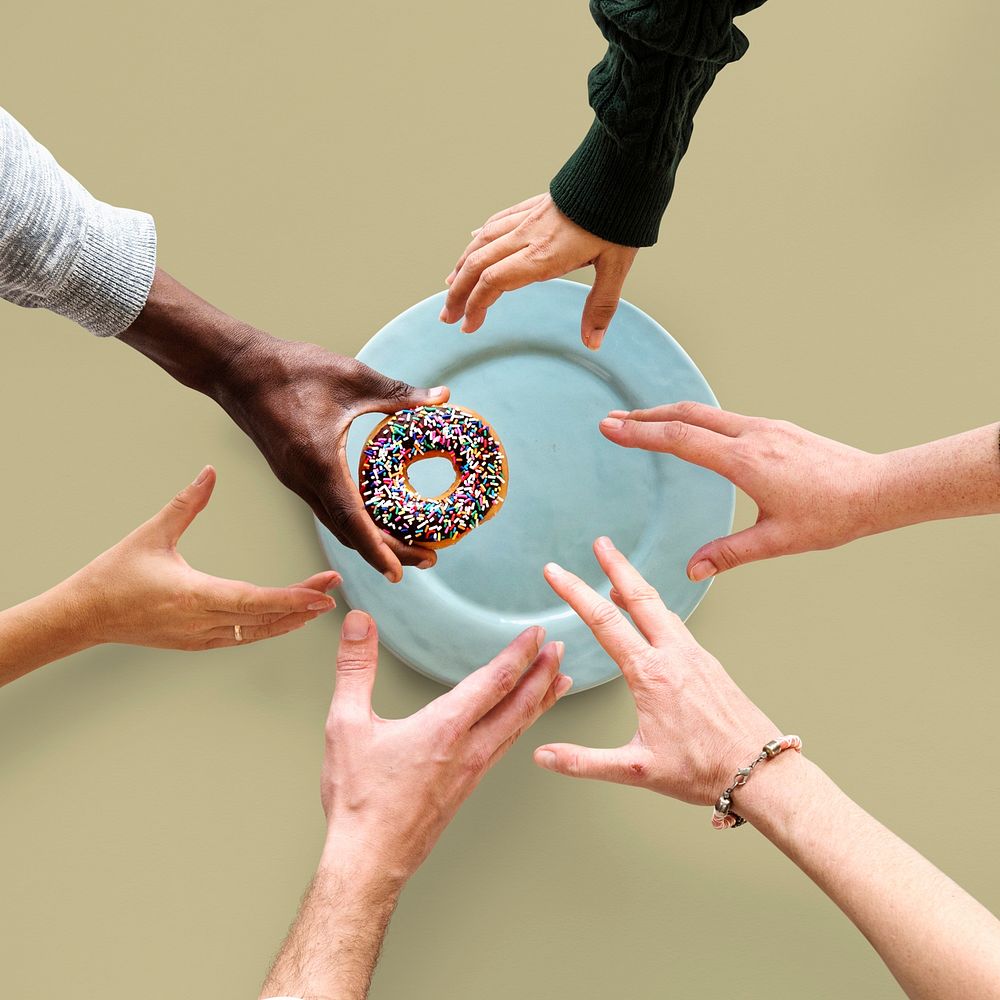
404, 455, 460, 499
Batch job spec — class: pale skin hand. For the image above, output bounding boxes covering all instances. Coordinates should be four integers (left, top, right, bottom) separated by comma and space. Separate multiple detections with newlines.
600, 402, 1000, 580
441, 193, 639, 349
0, 466, 338, 688
535, 539, 1000, 1000
259, 612, 572, 1000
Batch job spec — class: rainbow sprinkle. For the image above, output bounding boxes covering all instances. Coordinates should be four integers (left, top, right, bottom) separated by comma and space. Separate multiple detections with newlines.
360, 405, 507, 546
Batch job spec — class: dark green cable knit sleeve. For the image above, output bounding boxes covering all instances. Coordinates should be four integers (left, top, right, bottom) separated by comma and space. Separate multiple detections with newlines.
550, 0, 766, 247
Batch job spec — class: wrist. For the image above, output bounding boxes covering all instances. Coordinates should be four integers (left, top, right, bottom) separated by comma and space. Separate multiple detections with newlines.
120, 268, 276, 399
319, 827, 410, 900
724, 749, 814, 834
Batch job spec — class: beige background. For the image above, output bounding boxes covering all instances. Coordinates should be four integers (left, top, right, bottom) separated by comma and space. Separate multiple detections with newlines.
2, 1, 999, 997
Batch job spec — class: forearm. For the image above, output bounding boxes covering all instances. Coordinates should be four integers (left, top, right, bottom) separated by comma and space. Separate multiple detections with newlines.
260, 839, 404, 1000
119, 268, 274, 397
0, 577, 98, 687
552, 1, 765, 247
738, 754, 1000, 999
868, 424, 1000, 534
0, 107, 156, 336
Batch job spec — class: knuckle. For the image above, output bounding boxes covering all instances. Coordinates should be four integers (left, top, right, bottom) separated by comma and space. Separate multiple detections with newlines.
673, 400, 703, 421
623, 582, 660, 605
712, 539, 744, 571
658, 420, 689, 446
466, 250, 488, 274
525, 236, 552, 263
589, 599, 622, 630
371, 375, 413, 402
491, 663, 519, 698
477, 267, 498, 290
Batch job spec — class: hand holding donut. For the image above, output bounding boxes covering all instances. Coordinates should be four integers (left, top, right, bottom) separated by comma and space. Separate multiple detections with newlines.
60, 466, 339, 652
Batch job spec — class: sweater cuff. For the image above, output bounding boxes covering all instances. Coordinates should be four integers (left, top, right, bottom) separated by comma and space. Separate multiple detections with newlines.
47, 200, 157, 337
550, 119, 679, 248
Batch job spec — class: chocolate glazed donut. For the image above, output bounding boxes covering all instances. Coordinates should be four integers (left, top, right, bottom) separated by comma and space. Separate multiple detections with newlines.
359, 405, 508, 548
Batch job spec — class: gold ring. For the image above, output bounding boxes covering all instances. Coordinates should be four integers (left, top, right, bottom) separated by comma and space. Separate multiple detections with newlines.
234, 624, 243, 642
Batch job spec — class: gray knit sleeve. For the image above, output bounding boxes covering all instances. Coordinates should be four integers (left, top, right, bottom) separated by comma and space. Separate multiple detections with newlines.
0, 107, 157, 337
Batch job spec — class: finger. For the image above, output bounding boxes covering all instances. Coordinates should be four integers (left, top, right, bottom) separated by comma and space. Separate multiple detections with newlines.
599, 416, 738, 476
481, 193, 547, 227
149, 465, 216, 545
581, 257, 629, 351
203, 609, 323, 627
542, 562, 648, 675
317, 462, 405, 582
445, 626, 545, 725
206, 579, 335, 615
362, 376, 450, 414
461, 246, 551, 333
292, 570, 342, 593
446, 211, 531, 285
609, 401, 754, 438
488, 671, 573, 768
472, 641, 566, 750
687, 521, 788, 582
204, 610, 320, 645
381, 532, 439, 570
591, 537, 684, 648
331, 610, 378, 717
534, 743, 654, 785
441, 229, 529, 325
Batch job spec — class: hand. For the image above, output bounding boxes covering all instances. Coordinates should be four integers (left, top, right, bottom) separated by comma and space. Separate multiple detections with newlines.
120, 269, 449, 583
320, 611, 572, 883
64, 466, 340, 650
441, 193, 639, 349
534, 538, 778, 806
600, 402, 885, 580
214, 336, 449, 582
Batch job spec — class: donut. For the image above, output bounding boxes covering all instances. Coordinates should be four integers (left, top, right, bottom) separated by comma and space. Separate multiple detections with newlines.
359, 404, 508, 549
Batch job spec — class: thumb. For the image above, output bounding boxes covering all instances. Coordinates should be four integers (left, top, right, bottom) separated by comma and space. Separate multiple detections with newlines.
582, 252, 634, 350
332, 610, 379, 716
534, 743, 649, 785
151, 466, 215, 545
687, 521, 787, 582
368, 374, 450, 413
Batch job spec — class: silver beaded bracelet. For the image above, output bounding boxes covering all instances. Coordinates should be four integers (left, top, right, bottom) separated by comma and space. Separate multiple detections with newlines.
711, 735, 802, 830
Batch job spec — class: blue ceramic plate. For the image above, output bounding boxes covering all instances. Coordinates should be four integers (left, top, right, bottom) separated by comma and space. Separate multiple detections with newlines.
316, 279, 734, 693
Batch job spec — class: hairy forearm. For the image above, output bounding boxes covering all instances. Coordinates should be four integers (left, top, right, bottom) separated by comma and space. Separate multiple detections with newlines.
869, 424, 1000, 535
0, 576, 97, 686
738, 755, 1000, 999
260, 844, 403, 1000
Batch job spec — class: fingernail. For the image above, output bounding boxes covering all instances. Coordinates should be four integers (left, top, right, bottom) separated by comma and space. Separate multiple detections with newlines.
544, 562, 564, 577
582, 332, 594, 349
595, 536, 613, 551
417, 559, 434, 570
532, 625, 546, 646
536, 750, 557, 770
427, 386, 447, 399
555, 675, 573, 698
343, 610, 371, 640
608, 410, 628, 419
307, 598, 334, 611
586, 335, 603, 352
471, 227, 482, 237
554, 640, 565, 662
193, 465, 211, 485
439, 309, 449, 322
600, 417, 625, 431
690, 559, 718, 582
384, 569, 401, 583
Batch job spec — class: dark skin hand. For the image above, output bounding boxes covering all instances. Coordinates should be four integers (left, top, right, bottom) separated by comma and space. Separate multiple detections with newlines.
120, 269, 449, 581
